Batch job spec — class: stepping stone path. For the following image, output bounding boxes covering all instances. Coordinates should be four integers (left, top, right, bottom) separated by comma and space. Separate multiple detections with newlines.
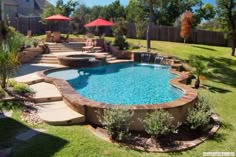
36, 101, 85, 125
15, 128, 47, 141
0, 109, 13, 119
30, 82, 62, 103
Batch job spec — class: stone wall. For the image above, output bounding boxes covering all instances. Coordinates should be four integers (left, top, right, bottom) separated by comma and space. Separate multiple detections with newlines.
18, 47, 43, 63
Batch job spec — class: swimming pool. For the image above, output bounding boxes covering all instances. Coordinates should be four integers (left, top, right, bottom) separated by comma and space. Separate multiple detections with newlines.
47, 62, 183, 105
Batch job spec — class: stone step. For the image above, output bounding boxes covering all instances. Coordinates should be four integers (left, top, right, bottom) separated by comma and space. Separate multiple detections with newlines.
36, 101, 85, 125
30, 82, 62, 103
35, 55, 57, 58
34, 57, 57, 60
106, 57, 117, 61
33, 60, 59, 64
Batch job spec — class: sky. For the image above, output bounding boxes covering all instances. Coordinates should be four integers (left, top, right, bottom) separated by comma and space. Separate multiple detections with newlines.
48, 0, 216, 7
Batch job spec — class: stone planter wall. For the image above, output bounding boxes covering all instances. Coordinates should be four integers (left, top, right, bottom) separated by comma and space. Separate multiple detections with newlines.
18, 47, 43, 63
109, 45, 133, 60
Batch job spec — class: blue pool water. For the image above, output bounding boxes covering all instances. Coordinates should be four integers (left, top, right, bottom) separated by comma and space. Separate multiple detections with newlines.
47, 63, 183, 105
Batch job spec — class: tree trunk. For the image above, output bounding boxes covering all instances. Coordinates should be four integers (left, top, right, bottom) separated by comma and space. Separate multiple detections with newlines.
146, 19, 151, 52
195, 75, 200, 89
231, 35, 235, 56
146, 1, 154, 52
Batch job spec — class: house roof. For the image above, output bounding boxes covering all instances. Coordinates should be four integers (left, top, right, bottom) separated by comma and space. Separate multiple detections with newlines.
4, 0, 18, 6
35, 0, 53, 10
17, 8, 42, 17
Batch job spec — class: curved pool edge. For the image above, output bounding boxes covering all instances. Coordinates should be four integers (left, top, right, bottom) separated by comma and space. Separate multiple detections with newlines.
37, 63, 197, 131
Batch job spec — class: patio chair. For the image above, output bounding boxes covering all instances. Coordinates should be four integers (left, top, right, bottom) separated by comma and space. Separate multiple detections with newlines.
82, 39, 94, 52
45, 31, 53, 42
53, 32, 61, 43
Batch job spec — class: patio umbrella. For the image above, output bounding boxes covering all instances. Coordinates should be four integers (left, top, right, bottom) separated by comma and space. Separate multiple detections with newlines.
84, 18, 115, 27
44, 14, 71, 32
84, 18, 115, 37
44, 14, 71, 21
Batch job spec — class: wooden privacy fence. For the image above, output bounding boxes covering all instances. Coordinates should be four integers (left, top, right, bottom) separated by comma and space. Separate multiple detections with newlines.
8, 17, 70, 35
126, 24, 229, 47
7, 17, 231, 47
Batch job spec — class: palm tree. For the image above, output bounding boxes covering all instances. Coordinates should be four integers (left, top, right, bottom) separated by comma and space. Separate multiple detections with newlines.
0, 24, 23, 88
189, 56, 206, 89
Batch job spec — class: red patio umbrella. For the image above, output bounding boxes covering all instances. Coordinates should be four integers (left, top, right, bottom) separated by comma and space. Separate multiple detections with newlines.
44, 14, 71, 21
44, 14, 71, 33
84, 18, 115, 27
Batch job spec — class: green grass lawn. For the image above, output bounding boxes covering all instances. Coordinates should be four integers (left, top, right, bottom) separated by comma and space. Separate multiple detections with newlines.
1, 39, 236, 157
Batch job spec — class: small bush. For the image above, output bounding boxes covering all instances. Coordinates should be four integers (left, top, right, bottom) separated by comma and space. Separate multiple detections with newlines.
0, 87, 5, 98
144, 109, 177, 138
99, 107, 133, 141
186, 94, 212, 130
8, 80, 18, 87
32, 39, 38, 47
13, 83, 35, 96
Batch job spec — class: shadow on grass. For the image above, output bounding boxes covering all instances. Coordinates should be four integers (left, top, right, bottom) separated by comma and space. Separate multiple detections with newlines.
202, 84, 231, 93
191, 56, 236, 88
0, 117, 68, 157
208, 121, 234, 143
191, 45, 216, 51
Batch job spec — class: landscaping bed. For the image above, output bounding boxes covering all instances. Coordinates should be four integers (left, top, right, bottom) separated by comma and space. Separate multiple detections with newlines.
89, 114, 220, 152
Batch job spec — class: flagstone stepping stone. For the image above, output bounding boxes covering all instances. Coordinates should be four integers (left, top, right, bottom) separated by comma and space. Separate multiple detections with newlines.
0, 109, 13, 119
30, 82, 62, 103
15, 128, 46, 141
36, 101, 85, 125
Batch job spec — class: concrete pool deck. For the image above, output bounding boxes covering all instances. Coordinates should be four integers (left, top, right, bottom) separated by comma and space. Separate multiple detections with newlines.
12, 57, 132, 125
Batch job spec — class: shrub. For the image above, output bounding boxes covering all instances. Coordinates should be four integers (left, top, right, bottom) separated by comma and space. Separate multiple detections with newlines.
113, 18, 129, 50
32, 39, 39, 47
99, 107, 133, 141
144, 109, 177, 138
186, 94, 212, 130
8, 80, 18, 87
0, 86, 5, 98
13, 83, 35, 96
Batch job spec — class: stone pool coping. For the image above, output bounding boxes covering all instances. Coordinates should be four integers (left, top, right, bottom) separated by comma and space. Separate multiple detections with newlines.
87, 113, 221, 152
37, 62, 197, 110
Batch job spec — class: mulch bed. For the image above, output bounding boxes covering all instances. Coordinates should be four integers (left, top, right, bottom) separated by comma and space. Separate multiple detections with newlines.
89, 118, 220, 152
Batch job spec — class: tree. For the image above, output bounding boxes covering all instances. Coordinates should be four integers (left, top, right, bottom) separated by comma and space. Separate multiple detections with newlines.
180, 11, 193, 43
126, 0, 146, 40
101, 0, 126, 20
0, 26, 24, 88
193, 3, 216, 27
217, 0, 236, 56
55, 0, 79, 17
113, 18, 129, 50
197, 17, 223, 32
189, 55, 206, 89
144, 0, 156, 51
41, 0, 79, 24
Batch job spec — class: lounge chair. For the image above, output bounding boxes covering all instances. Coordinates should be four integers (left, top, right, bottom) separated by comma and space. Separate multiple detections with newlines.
82, 39, 94, 52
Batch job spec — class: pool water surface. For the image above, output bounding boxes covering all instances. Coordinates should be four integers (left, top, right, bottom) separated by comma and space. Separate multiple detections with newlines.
47, 62, 183, 105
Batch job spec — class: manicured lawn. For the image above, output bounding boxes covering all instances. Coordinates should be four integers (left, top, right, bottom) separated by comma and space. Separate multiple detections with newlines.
1, 39, 236, 157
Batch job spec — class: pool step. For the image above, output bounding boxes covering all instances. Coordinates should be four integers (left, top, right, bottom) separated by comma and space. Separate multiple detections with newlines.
30, 82, 62, 103
36, 101, 85, 125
